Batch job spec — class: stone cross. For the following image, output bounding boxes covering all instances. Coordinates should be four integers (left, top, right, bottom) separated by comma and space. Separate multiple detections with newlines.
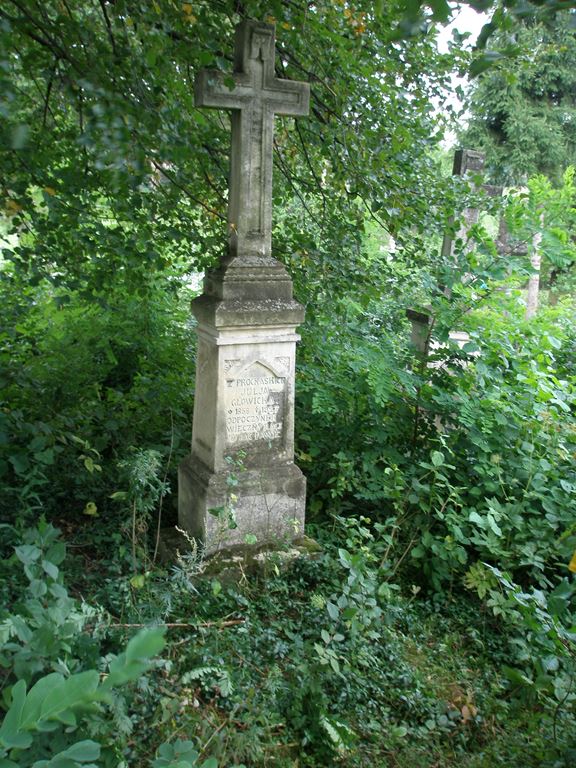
195, 20, 310, 262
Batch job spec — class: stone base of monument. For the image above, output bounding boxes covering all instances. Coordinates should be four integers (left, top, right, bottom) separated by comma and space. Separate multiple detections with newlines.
156, 526, 321, 584
177, 258, 307, 555
178, 455, 306, 553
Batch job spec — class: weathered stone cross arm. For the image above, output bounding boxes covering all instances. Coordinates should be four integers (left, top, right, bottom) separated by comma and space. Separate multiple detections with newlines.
195, 20, 310, 264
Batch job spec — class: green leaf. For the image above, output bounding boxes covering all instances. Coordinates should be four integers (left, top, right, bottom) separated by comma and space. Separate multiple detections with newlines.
14, 545, 41, 565
46, 740, 101, 763
337, 549, 352, 568
104, 627, 165, 690
130, 574, 146, 589
42, 560, 59, 580
551, 398, 570, 413
431, 450, 444, 467
470, 50, 504, 77
487, 514, 502, 537
468, 511, 485, 528
326, 602, 339, 621
57, 740, 101, 761
125, 627, 166, 663
20, 673, 63, 730
45, 542, 66, 565
152, 738, 201, 767
429, 0, 451, 22
38, 671, 99, 724
0, 680, 32, 750
29, 579, 48, 598
411, 546, 424, 558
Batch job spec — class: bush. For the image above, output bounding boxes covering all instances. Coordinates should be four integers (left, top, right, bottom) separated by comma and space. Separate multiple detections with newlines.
0, 274, 194, 525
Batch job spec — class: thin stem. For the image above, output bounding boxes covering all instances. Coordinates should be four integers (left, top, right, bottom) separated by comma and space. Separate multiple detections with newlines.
131, 500, 137, 574
153, 409, 175, 564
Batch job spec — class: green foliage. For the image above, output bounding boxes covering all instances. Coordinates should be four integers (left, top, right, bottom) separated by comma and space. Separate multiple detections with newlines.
113, 448, 170, 575
0, 0, 460, 532
152, 740, 217, 768
299, 236, 575, 591
394, 0, 576, 54
1, 3, 575, 764
106, 528, 573, 766
462, 13, 576, 183
505, 167, 576, 295
486, 567, 576, 723
2, 514, 575, 766
0, 272, 192, 525
0, 520, 100, 683
0, 0, 454, 289
0, 521, 216, 768
0, 624, 167, 768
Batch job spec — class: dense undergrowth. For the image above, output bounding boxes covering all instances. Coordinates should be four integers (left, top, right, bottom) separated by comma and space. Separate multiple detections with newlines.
0, 514, 574, 767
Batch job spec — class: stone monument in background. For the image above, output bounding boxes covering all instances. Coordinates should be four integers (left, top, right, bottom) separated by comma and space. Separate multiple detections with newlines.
407, 148, 503, 356
178, 20, 310, 552
440, 149, 503, 273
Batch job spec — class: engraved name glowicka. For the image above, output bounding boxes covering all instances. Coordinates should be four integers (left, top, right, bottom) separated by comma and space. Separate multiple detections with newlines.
225, 374, 285, 444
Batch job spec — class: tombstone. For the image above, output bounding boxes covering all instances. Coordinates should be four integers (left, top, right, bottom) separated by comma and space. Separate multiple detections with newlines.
178, 21, 310, 553
407, 149, 503, 354
441, 149, 503, 275
405, 308, 433, 358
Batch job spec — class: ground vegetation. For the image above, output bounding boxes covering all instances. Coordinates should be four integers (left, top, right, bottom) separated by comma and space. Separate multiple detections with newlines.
1, 1, 575, 766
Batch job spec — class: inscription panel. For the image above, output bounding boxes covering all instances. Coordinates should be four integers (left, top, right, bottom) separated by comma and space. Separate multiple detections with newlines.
224, 361, 286, 447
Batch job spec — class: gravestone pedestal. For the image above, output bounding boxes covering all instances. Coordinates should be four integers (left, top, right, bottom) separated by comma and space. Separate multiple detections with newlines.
178, 261, 306, 552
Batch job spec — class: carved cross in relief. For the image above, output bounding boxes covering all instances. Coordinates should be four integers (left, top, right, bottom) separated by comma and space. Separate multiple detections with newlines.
195, 20, 310, 262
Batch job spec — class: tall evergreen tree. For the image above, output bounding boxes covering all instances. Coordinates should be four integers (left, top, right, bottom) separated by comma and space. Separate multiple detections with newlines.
461, 13, 576, 184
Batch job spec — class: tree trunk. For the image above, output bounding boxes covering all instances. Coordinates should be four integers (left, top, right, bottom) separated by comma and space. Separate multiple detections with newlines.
525, 223, 543, 320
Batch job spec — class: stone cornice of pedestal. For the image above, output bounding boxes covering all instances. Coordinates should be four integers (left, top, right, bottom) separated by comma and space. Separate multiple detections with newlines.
204, 258, 295, 302
406, 308, 432, 325
192, 293, 305, 329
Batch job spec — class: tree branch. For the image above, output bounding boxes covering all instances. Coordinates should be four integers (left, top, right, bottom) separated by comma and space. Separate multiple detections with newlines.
150, 158, 226, 221
98, 0, 117, 57
5, 1, 83, 72
42, 60, 58, 129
